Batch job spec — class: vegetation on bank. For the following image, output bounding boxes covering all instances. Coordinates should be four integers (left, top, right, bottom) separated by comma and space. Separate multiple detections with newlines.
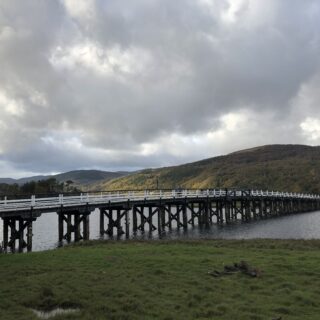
0, 170, 130, 196
1, 239, 320, 319
0, 178, 79, 197
93, 144, 320, 193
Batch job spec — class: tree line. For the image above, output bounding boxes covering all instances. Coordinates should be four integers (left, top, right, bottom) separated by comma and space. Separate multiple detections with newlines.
0, 178, 80, 197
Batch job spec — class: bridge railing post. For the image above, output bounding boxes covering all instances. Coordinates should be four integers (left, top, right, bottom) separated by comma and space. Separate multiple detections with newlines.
31, 195, 35, 207
59, 194, 63, 205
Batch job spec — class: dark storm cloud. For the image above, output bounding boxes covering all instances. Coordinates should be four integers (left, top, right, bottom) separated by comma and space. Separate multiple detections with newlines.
0, 0, 320, 177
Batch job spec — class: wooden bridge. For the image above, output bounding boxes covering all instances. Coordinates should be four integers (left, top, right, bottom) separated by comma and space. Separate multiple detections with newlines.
0, 189, 319, 253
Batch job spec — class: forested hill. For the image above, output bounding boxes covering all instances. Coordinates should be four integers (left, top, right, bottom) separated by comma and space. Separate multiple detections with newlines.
0, 170, 129, 196
0, 170, 129, 186
93, 145, 320, 193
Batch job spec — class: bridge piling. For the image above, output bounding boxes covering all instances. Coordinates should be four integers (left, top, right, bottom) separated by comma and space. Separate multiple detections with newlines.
66, 214, 72, 242
83, 214, 90, 240
2, 217, 34, 253
160, 206, 166, 231
125, 210, 130, 239
58, 209, 92, 243
132, 207, 138, 233
167, 205, 172, 229
182, 202, 188, 229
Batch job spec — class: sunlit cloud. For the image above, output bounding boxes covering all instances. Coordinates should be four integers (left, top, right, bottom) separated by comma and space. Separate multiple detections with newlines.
0, 0, 320, 177
300, 118, 320, 142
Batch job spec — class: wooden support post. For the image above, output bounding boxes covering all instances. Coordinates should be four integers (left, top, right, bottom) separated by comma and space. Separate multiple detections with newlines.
218, 201, 224, 224
177, 205, 182, 229
58, 212, 64, 242
117, 209, 124, 237
100, 209, 104, 236
208, 201, 213, 224
168, 205, 172, 229
27, 221, 33, 252
139, 207, 145, 232
133, 207, 137, 233
74, 214, 81, 242
3, 218, 8, 253
260, 200, 264, 218
83, 214, 90, 240
66, 214, 72, 242
234, 201, 238, 220
148, 207, 153, 232
204, 200, 210, 228
182, 202, 188, 229
230, 201, 234, 221
108, 210, 114, 236
157, 207, 162, 235
240, 200, 245, 221
10, 220, 16, 253
225, 200, 230, 224
125, 210, 130, 239
160, 206, 166, 230
190, 203, 195, 226
245, 200, 251, 221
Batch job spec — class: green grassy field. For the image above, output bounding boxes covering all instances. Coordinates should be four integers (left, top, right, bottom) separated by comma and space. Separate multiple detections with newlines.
1, 239, 320, 320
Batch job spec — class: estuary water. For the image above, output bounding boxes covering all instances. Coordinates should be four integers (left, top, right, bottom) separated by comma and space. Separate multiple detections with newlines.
0, 209, 320, 252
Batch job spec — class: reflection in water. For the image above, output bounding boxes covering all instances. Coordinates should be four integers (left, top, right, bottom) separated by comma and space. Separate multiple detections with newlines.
31, 308, 80, 319
1, 209, 320, 252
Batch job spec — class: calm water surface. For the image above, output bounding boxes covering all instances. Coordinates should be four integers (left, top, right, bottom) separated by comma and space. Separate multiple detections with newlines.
0, 209, 320, 252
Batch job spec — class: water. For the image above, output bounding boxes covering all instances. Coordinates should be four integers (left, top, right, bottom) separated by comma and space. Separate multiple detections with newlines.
31, 308, 80, 319
1, 209, 320, 252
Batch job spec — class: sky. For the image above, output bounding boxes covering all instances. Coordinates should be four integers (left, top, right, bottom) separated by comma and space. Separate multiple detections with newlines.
0, 0, 320, 178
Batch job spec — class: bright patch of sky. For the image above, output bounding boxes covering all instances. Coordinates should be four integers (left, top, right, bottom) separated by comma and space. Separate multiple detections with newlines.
0, 0, 320, 177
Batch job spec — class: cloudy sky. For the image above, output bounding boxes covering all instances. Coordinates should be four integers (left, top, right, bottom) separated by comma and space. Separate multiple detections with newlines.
0, 0, 320, 178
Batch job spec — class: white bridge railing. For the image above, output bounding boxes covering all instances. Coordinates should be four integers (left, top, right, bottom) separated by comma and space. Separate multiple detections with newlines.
0, 189, 319, 212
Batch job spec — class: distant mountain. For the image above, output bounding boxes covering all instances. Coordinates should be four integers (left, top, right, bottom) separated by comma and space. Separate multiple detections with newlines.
54, 170, 129, 185
0, 170, 129, 187
0, 175, 48, 185
94, 144, 320, 193
0, 178, 19, 184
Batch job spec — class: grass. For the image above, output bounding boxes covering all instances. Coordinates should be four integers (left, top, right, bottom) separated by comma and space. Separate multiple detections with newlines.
1, 239, 320, 319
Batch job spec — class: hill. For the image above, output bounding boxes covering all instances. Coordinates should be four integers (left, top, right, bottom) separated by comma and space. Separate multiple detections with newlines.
94, 144, 320, 193
54, 170, 128, 186
0, 170, 129, 187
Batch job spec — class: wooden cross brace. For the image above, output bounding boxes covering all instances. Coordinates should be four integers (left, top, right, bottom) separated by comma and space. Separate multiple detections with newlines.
186, 203, 202, 224
101, 208, 128, 236
164, 205, 184, 228
137, 207, 158, 232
